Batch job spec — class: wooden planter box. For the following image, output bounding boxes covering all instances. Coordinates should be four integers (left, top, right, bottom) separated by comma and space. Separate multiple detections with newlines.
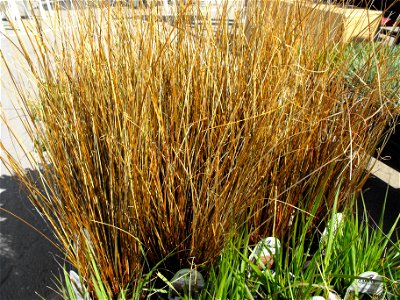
332, 3, 382, 42
245, 0, 383, 43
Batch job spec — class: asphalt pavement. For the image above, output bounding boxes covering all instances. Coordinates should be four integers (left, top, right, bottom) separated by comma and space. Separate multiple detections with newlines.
1, 6, 65, 299
0, 171, 63, 300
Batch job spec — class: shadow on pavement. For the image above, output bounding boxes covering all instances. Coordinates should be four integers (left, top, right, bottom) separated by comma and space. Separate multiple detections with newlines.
0, 170, 63, 300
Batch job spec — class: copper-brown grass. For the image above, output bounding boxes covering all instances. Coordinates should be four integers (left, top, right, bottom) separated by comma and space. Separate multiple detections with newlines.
1, 0, 398, 297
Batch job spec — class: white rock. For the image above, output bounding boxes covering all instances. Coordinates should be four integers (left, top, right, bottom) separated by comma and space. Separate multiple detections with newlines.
249, 237, 281, 269
344, 271, 383, 300
327, 291, 341, 300
69, 270, 91, 300
320, 213, 344, 244
168, 268, 205, 300
310, 290, 340, 300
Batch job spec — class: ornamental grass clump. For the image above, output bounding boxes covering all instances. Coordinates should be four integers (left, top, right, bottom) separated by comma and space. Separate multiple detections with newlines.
1, 0, 398, 297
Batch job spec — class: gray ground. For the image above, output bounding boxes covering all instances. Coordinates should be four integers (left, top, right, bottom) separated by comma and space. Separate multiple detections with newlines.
0, 171, 64, 300
1, 6, 65, 299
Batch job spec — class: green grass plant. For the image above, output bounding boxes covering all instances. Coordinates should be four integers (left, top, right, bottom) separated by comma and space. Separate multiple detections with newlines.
197, 194, 399, 300
1, 0, 399, 298
56, 192, 399, 299
343, 41, 400, 107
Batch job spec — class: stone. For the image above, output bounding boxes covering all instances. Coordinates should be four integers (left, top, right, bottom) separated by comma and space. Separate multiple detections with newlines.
168, 268, 205, 300
249, 237, 281, 270
327, 291, 341, 300
310, 291, 340, 300
344, 271, 384, 299
320, 213, 344, 245
69, 270, 91, 300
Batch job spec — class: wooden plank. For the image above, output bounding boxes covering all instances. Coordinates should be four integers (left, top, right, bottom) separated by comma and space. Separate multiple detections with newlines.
257, 0, 383, 43
339, 5, 382, 42
367, 156, 400, 189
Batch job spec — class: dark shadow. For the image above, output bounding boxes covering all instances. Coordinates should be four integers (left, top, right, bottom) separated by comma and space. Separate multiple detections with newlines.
358, 175, 400, 244
0, 170, 64, 300
375, 121, 400, 172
